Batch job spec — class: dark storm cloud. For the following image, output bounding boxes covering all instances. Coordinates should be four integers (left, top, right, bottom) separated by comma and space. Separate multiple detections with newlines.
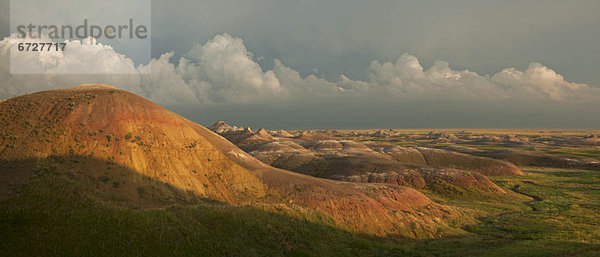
149, 0, 600, 86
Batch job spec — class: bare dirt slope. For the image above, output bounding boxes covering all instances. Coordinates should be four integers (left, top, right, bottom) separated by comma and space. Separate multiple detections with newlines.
0, 84, 457, 237
243, 140, 521, 200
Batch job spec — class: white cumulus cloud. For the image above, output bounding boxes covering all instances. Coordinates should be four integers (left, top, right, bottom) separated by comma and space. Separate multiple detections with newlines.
0, 34, 598, 105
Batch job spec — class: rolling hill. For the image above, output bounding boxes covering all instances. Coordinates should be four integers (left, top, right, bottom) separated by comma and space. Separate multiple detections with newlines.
0, 84, 459, 238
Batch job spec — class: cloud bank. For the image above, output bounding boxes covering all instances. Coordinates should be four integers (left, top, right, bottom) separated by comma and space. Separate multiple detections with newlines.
1, 34, 598, 106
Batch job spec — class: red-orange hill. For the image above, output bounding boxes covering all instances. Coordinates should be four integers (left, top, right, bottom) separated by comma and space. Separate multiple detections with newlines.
0, 84, 458, 237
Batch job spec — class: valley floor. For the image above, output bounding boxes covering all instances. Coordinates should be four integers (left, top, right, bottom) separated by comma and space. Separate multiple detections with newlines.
410, 169, 600, 256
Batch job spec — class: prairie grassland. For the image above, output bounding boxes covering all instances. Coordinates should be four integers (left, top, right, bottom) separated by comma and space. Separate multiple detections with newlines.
1, 167, 599, 257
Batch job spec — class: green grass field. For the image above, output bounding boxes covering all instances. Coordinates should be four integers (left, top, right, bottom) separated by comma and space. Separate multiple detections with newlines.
1, 168, 599, 256
0, 173, 405, 257
412, 170, 600, 256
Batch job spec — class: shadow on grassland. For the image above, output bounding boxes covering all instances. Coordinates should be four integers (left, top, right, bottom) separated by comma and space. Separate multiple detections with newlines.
0, 156, 598, 257
0, 156, 408, 257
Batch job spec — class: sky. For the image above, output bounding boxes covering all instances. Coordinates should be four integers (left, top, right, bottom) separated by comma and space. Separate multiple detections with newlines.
1, 0, 599, 129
